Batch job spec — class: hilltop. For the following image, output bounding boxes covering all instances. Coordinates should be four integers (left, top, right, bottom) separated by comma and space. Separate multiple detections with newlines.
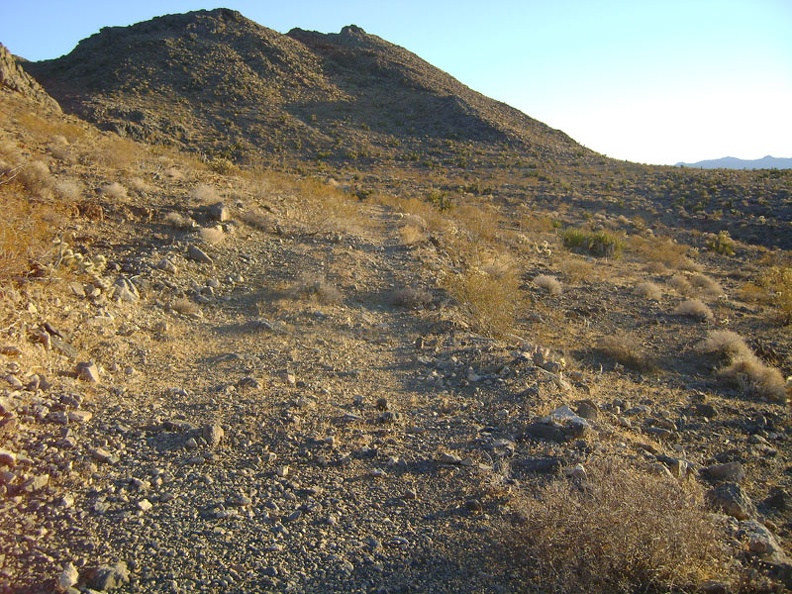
678, 156, 792, 170
26, 9, 584, 169
1, 9, 792, 593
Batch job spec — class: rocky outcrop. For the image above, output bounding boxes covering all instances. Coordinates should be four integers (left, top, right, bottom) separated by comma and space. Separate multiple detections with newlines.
0, 43, 60, 110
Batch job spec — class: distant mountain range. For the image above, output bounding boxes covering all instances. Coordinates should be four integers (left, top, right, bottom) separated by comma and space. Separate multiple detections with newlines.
676, 156, 792, 170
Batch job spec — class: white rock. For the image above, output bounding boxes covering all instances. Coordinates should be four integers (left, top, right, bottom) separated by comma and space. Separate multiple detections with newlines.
57, 562, 79, 592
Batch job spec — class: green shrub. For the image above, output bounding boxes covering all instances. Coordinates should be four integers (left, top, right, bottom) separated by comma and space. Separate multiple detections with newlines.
705, 230, 735, 256
562, 228, 623, 259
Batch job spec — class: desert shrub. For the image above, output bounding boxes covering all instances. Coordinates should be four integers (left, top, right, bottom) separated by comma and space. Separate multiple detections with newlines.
240, 206, 275, 232
668, 273, 693, 296
191, 183, 220, 203
761, 266, 792, 324
162, 212, 196, 229
628, 235, 692, 269
100, 182, 128, 201
454, 203, 500, 242
689, 273, 723, 297
705, 230, 735, 256
505, 456, 736, 594
533, 274, 562, 295
562, 227, 623, 259
389, 286, 434, 309
634, 280, 662, 301
128, 177, 152, 194
54, 179, 83, 201
697, 330, 787, 402
291, 273, 343, 305
556, 258, 594, 283
596, 333, 655, 371
171, 298, 201, 317
444, 267, 522, 337
673, 299, 715, 322
399, 223, 426, 246
18, 160, 54, 196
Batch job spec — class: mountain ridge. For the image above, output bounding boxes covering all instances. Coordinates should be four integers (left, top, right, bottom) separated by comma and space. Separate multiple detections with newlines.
677, 155, 792, 170
24, 8, 590, 168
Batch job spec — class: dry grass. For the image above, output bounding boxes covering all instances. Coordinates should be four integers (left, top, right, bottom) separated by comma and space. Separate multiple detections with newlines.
697, 330, 787, 402
761, 266, 792, 324
162, 212, 196, 229
100, 182, 128, 201
533, 274, 562, 295
389, 286, 434, 309
199, 226, 225, 245
444, 266, 523, 337
674, 299, 715, 322
668, 274, 693, 296
290, 273, 343, 305
504, 456, 737, 594
634, 280, 662, 301
596, 332, 655, 371
171, 298, 201, 317
556, 258, 594, 283
191, 183, 221, 204
689, 273, 723, 297
628, 235, 693, 269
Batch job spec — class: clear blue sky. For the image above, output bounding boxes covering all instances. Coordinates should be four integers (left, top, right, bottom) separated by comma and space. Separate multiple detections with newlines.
2, 1, 790, 165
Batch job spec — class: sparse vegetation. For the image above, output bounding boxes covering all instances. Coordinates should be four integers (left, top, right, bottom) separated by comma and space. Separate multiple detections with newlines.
596, 332, 655, 371
673, 298, 715, 322
634, 280, 662, 300
533, 274, 562, 295
705, 230, 736, 256
697, 330, 787, 402
291, 273, 343, 305
506, 457, 736, 594
761, 266, 792, 324
562, 227, 623, 258
444, 266, 523, 337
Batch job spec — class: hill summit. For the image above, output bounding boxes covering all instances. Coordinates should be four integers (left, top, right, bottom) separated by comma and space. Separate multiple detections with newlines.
26, 8, 586, 167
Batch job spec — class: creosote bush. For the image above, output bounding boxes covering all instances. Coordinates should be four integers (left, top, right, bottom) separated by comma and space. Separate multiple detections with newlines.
504, 457, 737, 594
562, 227, 623, 259
444, 267, 522, 337
697, 330, 787, 402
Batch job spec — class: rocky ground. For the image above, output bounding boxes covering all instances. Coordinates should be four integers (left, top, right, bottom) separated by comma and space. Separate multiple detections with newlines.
1, 89, 792, 593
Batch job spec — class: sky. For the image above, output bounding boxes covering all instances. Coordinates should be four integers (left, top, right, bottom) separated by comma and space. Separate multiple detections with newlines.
1, 0, 790, 165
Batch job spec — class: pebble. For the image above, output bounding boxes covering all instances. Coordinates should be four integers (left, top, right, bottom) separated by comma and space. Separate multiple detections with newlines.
90, 447, 114, 464
87, 561, 130, 591
57, 562, 79, 592
706, 482, 756, 520
702, 461, 745, 483
188, 244, 214, 264
202, 424, 225, 448
137, 499, 153, 512
76, 361, 100, 383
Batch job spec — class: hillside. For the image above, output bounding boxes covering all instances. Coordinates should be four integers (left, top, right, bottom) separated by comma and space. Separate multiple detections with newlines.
25, 9, 586, 169
1, 10, 792, 593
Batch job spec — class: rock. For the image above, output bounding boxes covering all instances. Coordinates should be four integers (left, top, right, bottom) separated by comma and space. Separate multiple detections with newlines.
201, 424, 224, 448
137, 499, 153, 512
765, 487, 788, 511
90, 447, 114, 464
208, 202, 231, 222
574, 399, 599, 420
0, 449, 16, 467
702, 461, 745, 483
156, 258, 178, 274
22, 474, 49, 493
692, 402, 718, 418
437, 452, 463, 465
707, 482, 756, 520
76, 361, 100, 383
522, 422, 567, 443
187, 244, 213, 264
87, 561, 130, 591
542, 405, 590, 438
68, 410, 93, 424
112, 277, 139, 302
57, 562, 79, 592
739, 520, 790, 563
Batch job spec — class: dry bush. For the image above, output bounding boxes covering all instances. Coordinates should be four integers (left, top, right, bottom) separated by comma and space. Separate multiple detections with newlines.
557, 258, 594, 283
162, 211, 196, 229
171, 298, 201, 317
0, 180, 65, 279
628, 235, 692, 269
673, 299, 715, 322
761, 266, 792, 324
54, 179, 83, 201
533, 274, 562, 295
596, 332, 655, 371
454, 203, 500, 242
668, 274, 693, 296
399, 223, 426, 246
192, 183, 221, 204
389, 286, 434, 309
690, 273, 723, 297
94, 136, 144, 170
199, 226, 225, 245
291, 273, 343, 305
634, 280, 662, 301
100, 182, 128, 201
444, 267, 523, 337
18, 161, 54, 196
505, 456, 737, 594
240, 206, 275, 232
128, 177, 152, 194
697, 330, 787, 402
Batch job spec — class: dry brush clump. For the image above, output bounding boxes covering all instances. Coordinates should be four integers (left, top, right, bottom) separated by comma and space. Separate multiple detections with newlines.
504, 457, 738, 594
596, 332, 656, 372
634, 280, 662, 301
533, 274, 562, 295
673, 298, 715, 322
697, 330, 787, 403
290, 273, 343, 305
761, 266, 792, 324
444, 265, 523, 338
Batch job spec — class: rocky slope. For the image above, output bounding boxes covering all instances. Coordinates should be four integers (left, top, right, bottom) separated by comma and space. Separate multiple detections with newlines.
25, 9, 586, 167
0, 44, 60, 111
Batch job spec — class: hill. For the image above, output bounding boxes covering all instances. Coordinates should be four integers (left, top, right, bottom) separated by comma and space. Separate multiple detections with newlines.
25, 8, 587, 169
678, 155, 792, 170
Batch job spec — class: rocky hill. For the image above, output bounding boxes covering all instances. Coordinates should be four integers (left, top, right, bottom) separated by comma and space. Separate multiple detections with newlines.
0, 43, 60, 111
25, 8, 585, 168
